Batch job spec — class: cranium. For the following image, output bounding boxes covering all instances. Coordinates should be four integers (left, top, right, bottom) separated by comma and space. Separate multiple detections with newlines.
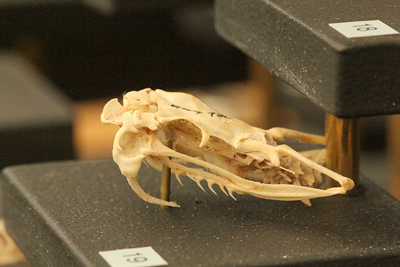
101, 88, 354, 207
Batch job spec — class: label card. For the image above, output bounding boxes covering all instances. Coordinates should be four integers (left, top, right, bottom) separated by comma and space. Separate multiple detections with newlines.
329, 20, 399, 38
99, 246, 168, 267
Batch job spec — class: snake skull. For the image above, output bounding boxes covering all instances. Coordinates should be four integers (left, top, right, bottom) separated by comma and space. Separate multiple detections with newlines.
101, 88, 354, 207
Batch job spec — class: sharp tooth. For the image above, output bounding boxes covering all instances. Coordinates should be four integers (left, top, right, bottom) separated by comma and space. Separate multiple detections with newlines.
301, 199, 312, 206
196, 179, 205, 191
219, 184, 229, 196
207, 181, 218, 195
227, 189, 237, 201
188, 174, 205, 191
174, 172, 184, 186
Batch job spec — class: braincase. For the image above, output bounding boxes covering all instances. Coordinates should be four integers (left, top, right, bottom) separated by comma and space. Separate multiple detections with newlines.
122, 88, 158, 113
153, 89, 270, 147
154, 89, 218, 113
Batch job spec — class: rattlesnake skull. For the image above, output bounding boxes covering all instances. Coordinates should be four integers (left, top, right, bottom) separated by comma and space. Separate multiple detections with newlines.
101, 88, 354, 207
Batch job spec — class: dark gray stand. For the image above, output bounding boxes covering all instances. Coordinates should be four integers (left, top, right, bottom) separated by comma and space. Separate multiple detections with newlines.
1, 160, 400, 266
215, 0, 400, 118
0, 51, 74, 170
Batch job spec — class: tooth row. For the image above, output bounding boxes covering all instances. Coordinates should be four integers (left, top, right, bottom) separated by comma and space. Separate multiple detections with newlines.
173, 167, 237, 201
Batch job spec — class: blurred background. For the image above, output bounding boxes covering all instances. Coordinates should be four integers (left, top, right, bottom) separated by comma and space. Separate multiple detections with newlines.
0, 0, 399, 265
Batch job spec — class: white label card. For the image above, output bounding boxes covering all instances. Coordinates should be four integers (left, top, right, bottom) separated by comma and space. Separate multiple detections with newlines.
99, 246, 168, 267
329, 20, 399, 38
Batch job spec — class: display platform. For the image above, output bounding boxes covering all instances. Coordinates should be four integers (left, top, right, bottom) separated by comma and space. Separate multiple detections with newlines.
0, 51, 74, 170
215, 0, 400, 118
1, 160, 400, 266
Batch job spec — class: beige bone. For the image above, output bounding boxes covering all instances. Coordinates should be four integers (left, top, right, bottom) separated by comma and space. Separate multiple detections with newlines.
102, 88, 354, 207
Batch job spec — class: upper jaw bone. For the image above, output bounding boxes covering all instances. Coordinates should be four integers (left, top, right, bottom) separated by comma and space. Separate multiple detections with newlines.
102, 88, 355, 207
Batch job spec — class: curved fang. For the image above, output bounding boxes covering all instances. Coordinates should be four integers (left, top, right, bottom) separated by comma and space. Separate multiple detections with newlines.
126, 177, 180, 207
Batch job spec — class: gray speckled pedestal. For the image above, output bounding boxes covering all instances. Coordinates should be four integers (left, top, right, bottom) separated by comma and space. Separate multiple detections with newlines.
1, 160, 400, 266
215, 0, 400, 118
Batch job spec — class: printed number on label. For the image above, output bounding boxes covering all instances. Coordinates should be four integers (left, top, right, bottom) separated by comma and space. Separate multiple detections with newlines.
329, 20, 399, 38
352, 23, 377, 31
99, 247, 168, 267
124, 252, 148, 263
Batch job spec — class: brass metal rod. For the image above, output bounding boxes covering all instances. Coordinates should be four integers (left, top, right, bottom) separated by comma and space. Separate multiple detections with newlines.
387, 114, 400, 200
160, 141, 172, 208
160, 163, 171, 208
247, 59, 277, 128
325, 113, 360, 187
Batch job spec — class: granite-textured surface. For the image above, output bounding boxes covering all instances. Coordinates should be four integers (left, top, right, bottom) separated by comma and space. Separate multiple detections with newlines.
215, 0, 400, 118
1, 160, 400, 266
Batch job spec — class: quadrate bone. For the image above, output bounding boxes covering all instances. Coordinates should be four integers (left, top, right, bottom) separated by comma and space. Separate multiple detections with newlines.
101, 88, 354, 207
